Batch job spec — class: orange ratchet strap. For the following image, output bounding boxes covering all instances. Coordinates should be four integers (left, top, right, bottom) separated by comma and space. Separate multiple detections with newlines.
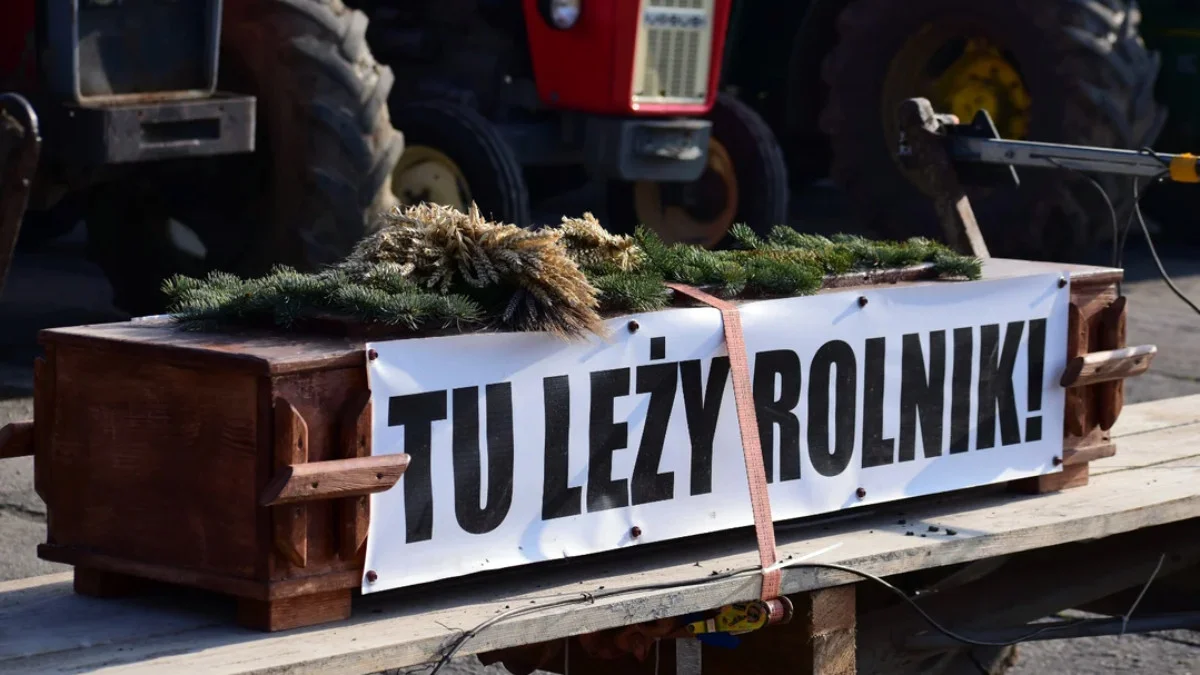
666, 283, 781, 602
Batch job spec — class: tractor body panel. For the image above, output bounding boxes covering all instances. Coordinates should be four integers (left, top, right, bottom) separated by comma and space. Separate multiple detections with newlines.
522, 0, 733, 116
44, 0, 222, 104
0, 0, 254, 171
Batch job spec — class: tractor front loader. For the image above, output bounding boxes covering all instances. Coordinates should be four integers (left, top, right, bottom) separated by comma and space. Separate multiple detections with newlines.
0, 0, 404, 315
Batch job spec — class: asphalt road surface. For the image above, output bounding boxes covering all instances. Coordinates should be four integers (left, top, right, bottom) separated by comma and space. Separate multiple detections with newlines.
2, 187, 1199, 674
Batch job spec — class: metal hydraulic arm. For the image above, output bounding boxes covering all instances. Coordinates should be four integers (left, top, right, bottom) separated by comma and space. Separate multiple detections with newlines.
894, 97, 1197, 259
941, 118, 1197, 183
896, 96, 1200, 317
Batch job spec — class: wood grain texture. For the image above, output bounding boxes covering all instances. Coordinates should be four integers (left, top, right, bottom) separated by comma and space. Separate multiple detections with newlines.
268, 366, 369, 583
1060, 345, 1157, 388
37, 344, 261, 578
1063, 303, 1088, 438
0, 419, 32, 458
1010, 464, 1088, 495
259, 455, 408, 506
1097, 297, 1128, 430
2, 396, 1197, 674
31, 353, 53, 505
73, 567, 148, 599
38, 544, 272, 600
237, 589, 352, 632
857, 520, 1200, 674
273, 398, 309, 568
339, 391, 372, 560
1062, 442, 1116, 466
804, 586, 857, 675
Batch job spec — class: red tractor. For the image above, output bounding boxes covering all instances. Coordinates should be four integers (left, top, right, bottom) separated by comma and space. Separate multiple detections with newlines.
360, 0, 788, 248
0, 1, 785, 316
0, 0, 404, 314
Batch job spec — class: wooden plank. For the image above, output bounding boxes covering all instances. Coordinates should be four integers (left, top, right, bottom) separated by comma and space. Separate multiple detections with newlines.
1060, 344, 1157, 388
1063, 303, 1088, 437
2, 399, 1197, 674
41, 345, 261, 578
237, 589, 352, 632
39, 320, 365, 376
259, 455, 409, 506
1062, 442, 1116, 466
268, 368, 371, 582
1096, 296, 1128, 430
339, 391, 373, 560
273, 398, 308, 568
31, 353, 52, 505
804, 586, 857, 675
1107, 392, 1200, 439
0, 419, 32, 458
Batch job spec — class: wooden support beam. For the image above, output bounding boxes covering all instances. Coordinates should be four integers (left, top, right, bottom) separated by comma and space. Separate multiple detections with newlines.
803, 585, 857, 675
237, 589, 352, 632
338, 390, 373, 560
0, 419, 32, 459
273, 397, 308, 568
1063, 303, 1088, 437
260, 455, 408, 507
1097, 297, 1128, 430
1063, 442, 1117, 466
1060, 344, 1157, 388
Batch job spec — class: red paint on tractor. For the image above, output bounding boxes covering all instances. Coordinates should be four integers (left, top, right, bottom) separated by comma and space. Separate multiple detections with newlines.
0, 0, 36, 87
521, 0, 734, 116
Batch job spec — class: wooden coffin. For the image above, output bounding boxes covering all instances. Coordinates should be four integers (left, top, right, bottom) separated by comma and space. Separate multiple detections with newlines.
0, 259, 1151, 632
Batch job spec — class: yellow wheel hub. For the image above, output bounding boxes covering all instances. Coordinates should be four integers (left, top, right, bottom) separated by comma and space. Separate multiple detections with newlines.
391, 145, 471, 212
633, 138, 739, 248
882, 24, 1032, 191
930, 39, 1030, 140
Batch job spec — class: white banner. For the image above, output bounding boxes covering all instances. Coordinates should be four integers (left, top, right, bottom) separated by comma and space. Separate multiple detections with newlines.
362, 272, 1069, 593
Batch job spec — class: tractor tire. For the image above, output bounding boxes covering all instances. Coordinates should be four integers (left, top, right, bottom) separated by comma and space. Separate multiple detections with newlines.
818, 0, 1165, 262
389, 100, 531, 227
88, 0, 404, 315
607, 92, 788, 248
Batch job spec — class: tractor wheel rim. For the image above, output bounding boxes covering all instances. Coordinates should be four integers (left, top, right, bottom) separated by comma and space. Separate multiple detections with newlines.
391, 145, 472, 213
882, 20, 1031, 192
632, 138, 739, 248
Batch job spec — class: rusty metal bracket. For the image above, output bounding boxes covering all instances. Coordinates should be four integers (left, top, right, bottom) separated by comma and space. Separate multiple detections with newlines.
0, 93, 41, 297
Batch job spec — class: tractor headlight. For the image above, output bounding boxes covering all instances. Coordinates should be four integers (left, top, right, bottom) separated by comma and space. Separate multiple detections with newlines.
541, 0, 582, 30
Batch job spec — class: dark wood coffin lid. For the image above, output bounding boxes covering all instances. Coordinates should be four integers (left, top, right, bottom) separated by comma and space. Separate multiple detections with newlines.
37, 258, 1122, 376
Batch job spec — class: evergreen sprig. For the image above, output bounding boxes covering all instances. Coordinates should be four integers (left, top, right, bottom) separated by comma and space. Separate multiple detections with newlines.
163, 203, 981, 339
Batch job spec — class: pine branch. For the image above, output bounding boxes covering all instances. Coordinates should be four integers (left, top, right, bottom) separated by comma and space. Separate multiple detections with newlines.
163, 206, 983, 340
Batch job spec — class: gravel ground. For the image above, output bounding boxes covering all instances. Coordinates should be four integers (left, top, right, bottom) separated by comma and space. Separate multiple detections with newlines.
1, 186, 1198, 673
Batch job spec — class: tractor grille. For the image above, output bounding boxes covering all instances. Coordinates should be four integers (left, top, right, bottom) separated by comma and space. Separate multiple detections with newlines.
631, 0, 715, 106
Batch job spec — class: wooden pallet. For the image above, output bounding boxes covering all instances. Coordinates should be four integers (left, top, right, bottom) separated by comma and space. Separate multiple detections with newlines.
2, 395, 1197, 674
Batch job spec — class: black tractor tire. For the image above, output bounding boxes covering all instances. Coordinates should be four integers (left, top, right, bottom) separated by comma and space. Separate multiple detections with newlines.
607, 92, 788, 247
88, 0, 404, 315
818, 0, 1165, 262
16, 206, 82, 251
389, 100, 531, 227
